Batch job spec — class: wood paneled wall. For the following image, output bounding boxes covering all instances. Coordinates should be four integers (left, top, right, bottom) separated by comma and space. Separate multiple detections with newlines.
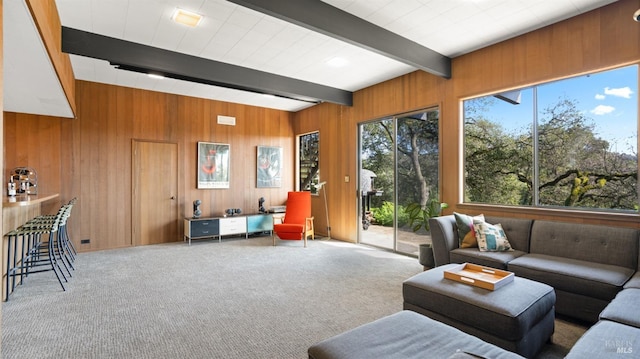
57, 81, 294, 251
4, 82, 294, 252
4, 112, 64, 202
293, 0, 640, 243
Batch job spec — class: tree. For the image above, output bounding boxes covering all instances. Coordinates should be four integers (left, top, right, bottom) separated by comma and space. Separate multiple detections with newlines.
396, 113, 439, 207
464, 97, 531, 205
360, 111, 440, 228
537, 98, 637, 208
464, 96, 638, 210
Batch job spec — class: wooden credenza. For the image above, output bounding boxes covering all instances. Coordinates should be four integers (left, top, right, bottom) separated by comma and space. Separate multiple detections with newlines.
184, 213, 273, 245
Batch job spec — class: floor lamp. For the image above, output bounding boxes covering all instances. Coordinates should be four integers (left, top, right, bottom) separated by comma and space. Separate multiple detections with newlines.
317, 181, 330, 239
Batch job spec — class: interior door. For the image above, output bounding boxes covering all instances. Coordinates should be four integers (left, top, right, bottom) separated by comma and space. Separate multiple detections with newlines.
132, 140, 179, 245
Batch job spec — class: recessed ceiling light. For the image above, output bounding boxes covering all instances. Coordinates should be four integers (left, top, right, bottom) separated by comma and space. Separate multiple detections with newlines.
148, 73, 164, 79
262, 94, 276, 99
326, 57, 348, 67
171, 8, 203, 27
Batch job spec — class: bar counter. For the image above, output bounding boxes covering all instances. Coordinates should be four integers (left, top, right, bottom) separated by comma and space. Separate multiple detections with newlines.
3, 193, 59, 207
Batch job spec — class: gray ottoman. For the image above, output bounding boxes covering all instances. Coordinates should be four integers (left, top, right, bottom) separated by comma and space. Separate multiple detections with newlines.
403, 264, 555, 358
308, 310, 524, 359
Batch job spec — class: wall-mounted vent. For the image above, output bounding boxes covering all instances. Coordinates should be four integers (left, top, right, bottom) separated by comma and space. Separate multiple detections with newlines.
217, 115, 236, 126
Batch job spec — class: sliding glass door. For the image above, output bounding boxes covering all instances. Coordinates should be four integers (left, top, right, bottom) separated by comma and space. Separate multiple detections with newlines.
358, 108, 439, 255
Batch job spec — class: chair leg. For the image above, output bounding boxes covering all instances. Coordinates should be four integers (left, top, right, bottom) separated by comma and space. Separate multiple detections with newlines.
272, 234, 276, 246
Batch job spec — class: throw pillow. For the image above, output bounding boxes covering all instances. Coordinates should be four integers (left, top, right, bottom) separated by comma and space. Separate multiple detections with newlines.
454, 212, 485, 248
473, 221, 514, 252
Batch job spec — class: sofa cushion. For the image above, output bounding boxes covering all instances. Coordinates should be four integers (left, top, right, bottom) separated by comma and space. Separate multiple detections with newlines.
455, 212, 485, 248
508, 253, 634, 301
308, 310, 525, 359
600, 288, 640, 328
483, 217, 532, 253
474, 221, 513, 252
565, 320, 640, 358
529, 220, 639, 269
450, 248, 526, 270
624, 272, 640, 289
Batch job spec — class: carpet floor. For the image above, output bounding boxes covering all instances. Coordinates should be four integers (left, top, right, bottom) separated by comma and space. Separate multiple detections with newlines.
2, 236, 586, 358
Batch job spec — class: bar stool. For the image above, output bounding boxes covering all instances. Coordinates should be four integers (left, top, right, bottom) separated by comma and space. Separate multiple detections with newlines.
23, 198, 77, 270
5, 207, 68, 300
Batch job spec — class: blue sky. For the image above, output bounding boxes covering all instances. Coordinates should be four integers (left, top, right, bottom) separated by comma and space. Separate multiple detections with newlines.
477, 65, 638, 154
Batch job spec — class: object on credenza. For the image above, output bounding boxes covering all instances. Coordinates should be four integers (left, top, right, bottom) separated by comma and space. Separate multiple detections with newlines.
225, 208, 242, 216
193, 200, 202, 219
268, 205, 286, 213
258, 197, 266, 213
10, 167, 37, 195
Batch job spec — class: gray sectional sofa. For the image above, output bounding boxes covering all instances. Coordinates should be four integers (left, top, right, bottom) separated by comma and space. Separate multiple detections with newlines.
429, 214, 640, 358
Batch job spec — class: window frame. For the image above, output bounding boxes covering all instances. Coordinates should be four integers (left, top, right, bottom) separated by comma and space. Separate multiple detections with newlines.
296, 131, 320, 195
461, 64, 639, 214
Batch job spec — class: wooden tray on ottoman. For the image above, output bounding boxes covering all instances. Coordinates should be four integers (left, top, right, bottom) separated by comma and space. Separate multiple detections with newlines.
443, 263, 514, 290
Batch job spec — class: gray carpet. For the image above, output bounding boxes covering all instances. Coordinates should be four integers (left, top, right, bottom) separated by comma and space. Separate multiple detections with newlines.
2, 237, 586, 358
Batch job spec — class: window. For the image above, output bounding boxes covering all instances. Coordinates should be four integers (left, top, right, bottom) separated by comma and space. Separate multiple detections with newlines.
463, 65, 638, 212
297, 132, 320, 194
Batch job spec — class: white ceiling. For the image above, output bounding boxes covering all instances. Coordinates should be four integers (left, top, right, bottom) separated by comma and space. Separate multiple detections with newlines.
4, 0, 618, 116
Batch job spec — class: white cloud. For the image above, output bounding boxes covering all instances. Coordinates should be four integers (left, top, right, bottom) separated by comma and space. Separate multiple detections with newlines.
590, 105, 615, 115
604, 86, 634, 99
594, 93, 605, 100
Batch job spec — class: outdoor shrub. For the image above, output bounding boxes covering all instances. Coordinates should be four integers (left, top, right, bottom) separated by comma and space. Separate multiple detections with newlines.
370, 201, 409, 227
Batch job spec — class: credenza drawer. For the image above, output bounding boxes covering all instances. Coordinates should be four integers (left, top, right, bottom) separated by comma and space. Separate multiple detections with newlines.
185, 218, 219, 238
219, 217, 247, 235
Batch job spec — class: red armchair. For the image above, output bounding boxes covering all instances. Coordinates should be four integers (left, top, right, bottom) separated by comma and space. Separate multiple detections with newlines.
273, 192, 314, 247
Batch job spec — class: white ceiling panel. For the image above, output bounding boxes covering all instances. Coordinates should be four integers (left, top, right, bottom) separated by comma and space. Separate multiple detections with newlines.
91, 1, 128, 37
5, 0, 619, 115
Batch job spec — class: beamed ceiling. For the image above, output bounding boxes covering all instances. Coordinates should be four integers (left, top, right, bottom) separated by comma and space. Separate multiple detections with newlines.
4, 0, 617, 117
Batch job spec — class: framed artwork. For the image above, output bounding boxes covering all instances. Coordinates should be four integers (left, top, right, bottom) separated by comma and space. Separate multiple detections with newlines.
257, 146, 283, 188
198, 142, 230, 189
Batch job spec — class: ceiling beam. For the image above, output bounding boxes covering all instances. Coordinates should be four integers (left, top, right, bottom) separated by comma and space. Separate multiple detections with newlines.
227, 0, 451, 79
61, 27, 353, 106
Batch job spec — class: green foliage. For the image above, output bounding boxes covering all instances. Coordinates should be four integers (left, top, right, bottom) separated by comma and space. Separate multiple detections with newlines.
361, 111, 440, 211
406, 198, 449, 232
370, 202, 410, 227
464, 95, 638, 211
